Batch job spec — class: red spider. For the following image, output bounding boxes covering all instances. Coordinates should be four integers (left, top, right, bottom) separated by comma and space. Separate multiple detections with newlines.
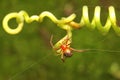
50, 35, 87, 62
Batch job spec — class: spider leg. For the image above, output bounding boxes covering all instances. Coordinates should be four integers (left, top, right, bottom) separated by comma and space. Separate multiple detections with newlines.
55, 49, 63, 55
65, 36, 71, 45
70, 48, 89, 53
50, 35, 54, 48
50, 35, 62, 50
61, 53, 65, 62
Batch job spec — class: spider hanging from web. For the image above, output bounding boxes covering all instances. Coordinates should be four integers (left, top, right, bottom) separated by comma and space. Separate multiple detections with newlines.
50, 35, 88, 62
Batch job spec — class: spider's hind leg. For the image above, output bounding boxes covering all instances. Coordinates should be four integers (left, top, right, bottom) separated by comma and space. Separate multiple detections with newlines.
70, 48, 88, 53
50, 35, 54, 48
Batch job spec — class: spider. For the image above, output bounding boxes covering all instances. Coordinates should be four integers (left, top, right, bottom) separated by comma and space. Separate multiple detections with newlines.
50, 35, 87, 62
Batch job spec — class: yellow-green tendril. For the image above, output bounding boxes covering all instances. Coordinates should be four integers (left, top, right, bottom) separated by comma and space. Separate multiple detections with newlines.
3, 11, 77, 34
2, 6, 120, 36
79, 6, 120, 35
3, 13, 24, 34
3, 6, 120, 61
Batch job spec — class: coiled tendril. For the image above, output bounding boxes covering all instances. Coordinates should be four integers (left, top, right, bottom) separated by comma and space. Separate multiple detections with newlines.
80, 6, 120, 35
2, 6, 120, 61
2, 10, 78, 34
2, 6, 120, 36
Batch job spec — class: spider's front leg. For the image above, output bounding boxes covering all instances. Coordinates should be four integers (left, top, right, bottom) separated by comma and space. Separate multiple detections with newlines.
61, 52, 65, 62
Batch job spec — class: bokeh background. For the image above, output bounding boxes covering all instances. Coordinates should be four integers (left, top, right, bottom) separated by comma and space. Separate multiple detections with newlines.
0, 0, 120, 80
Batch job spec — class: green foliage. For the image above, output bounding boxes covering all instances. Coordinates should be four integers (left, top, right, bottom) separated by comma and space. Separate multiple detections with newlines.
0, 0, 120, 80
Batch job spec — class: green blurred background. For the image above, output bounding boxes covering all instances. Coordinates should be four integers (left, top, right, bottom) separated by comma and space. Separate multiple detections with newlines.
0, 0, 120, 80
